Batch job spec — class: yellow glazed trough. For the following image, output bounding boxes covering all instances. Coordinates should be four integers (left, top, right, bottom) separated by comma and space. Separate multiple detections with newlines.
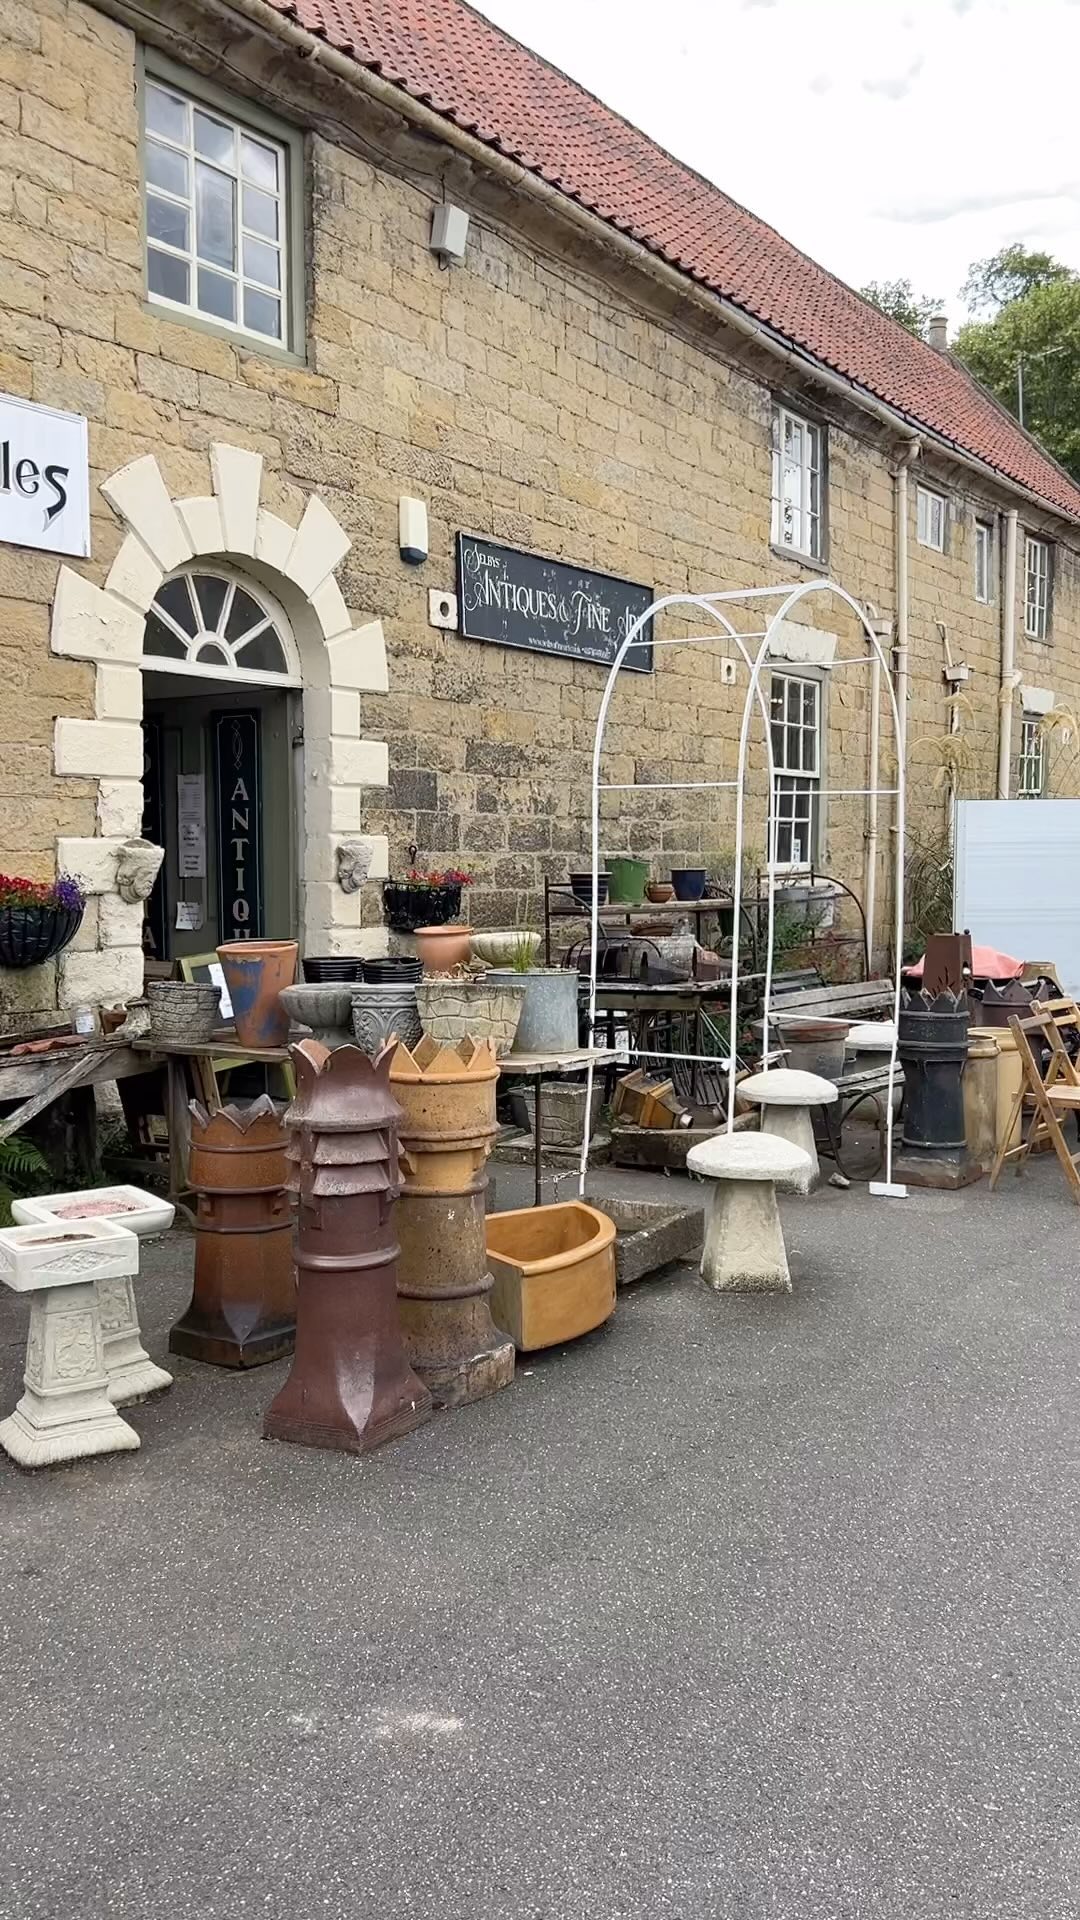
485, 1201, 617, 1352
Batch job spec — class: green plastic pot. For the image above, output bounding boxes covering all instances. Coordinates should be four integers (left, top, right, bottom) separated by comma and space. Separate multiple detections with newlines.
607, 857, 649, 905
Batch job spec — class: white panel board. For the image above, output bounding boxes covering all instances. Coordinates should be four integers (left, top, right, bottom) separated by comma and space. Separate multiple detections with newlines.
954, 799, 1080, 994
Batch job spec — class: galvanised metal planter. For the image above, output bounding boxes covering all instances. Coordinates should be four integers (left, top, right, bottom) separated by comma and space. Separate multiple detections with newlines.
488, 967, 579, 1052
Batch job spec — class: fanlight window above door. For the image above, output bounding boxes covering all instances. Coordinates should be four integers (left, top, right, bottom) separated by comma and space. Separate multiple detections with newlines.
143, 570, 300, 683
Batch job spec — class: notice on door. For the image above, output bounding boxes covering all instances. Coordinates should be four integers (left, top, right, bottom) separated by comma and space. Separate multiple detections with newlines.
177, 773, 206, 879
213, 710, 264, 943
0, 391, 90, 559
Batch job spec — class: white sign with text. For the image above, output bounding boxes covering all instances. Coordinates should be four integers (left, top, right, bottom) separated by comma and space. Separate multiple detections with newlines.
0, 391, 90, 559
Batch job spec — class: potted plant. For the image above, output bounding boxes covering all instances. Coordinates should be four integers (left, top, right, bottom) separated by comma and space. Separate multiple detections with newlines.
489, 935, 580, 1052
0, 872, 85, 969
382, 863, 474, 934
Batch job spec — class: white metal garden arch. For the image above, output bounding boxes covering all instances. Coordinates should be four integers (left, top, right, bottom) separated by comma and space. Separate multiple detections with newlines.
578, 580, 907, 1197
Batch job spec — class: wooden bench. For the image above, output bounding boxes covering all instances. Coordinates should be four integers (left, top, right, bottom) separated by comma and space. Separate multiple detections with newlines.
767, 977, 898, 1177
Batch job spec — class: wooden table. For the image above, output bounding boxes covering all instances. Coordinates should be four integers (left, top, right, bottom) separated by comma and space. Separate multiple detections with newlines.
0, 1040, 150, 1176
132, 1034, 289, 1202
498, 1047, 619, 1205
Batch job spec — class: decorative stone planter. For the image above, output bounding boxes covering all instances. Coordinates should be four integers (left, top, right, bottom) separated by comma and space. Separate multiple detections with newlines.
12, 1184, 175, 1405
415, 975, 526, 1059
510, 1080, 601, 1147
488, 967, 579, 1052
279, 983, 354, 1049
169, 1096, 295, 1368
485, 1201, 617, 1350
264, 1040, 432, 1453
390, 1036, 515, 1407
216, 940, 298, 1049
147, 979, 221, 1045
0, 1221, 142, 1466
350, 982, 422, 1053
470, 930, 541, 968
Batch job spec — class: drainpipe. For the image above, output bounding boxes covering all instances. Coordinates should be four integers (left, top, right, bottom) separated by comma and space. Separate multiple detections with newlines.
863, 620, 890, 972
893, 439, 920, 778
997, 509, 1019, 797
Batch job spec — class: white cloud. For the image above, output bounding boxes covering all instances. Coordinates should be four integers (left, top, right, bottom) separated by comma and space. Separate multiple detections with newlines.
472, 0, 1080, 321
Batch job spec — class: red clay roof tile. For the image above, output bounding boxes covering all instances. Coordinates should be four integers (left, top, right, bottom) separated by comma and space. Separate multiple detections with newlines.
268, 0, 1080, 522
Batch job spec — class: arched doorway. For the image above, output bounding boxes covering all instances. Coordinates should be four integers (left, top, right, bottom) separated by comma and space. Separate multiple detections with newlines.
49, 443, 392, 1011
140, 566, 302, 962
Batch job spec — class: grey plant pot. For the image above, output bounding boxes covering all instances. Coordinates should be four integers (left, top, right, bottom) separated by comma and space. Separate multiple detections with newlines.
279, 983, 355, 1048
488, 967, 579, 1053
147, 980, 221, 1046
350, 982, 422, 1054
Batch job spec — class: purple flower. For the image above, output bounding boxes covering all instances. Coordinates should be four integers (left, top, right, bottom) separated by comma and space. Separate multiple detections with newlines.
53, 874, 86, 912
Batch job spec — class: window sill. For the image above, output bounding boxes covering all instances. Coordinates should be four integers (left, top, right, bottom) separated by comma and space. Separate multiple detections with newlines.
142, 297, 307, 370
769, 544, 829, 575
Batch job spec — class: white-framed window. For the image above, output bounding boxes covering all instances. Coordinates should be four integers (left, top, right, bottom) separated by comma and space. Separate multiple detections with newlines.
1025, 536, 1051, 638
143, 568, 301, 685
769, 672, 821, 868
771, 405, 824, 559
974, 519, 993, 603
1018, 714, 1047, 798
142, 66, 297, 349
917, 486, 947, 551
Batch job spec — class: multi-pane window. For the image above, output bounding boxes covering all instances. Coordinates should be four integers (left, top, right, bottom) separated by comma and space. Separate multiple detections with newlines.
143, 76, 289, 345
769, 673, 821, 867
1018, 715, 1046, 798
771, 405, 824, 558
1025, 536, 1051, 638
974, 520, 993, 602
917, 486, 947, 550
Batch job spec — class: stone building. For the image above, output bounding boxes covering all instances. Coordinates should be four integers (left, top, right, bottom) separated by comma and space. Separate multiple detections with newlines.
3, 0, 1080, 1016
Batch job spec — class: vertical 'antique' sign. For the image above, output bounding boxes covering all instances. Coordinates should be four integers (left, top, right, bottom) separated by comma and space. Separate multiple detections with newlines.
214, 711, 263, 942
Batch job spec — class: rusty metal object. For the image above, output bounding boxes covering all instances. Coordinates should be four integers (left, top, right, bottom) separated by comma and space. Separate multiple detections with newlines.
263, 1041, 431, 1453
390, 1035, 515, 1408
169, 1095, 296, 1368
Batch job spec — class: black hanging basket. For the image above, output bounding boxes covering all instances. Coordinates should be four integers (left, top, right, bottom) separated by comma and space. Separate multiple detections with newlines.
0, 903, 84, 969
382, 882, 462, 934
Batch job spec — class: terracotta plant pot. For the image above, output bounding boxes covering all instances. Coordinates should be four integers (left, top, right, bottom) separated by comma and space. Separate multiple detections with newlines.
216, 940, 298, 1048
415, 923, 472, 972
646, 883, 674, 904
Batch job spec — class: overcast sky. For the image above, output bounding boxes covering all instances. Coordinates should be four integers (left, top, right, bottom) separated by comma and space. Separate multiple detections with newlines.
476, 0, 1080, 325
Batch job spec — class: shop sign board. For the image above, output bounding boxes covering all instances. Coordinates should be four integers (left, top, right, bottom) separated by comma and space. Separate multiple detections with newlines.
0, 391, 90, 558
214, 711, 264, 943
455, 533, 654, 672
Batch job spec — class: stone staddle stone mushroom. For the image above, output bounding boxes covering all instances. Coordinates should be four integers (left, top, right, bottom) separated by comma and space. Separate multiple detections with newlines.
686, 1131, 812, 1294
738, 1067, 838, 1190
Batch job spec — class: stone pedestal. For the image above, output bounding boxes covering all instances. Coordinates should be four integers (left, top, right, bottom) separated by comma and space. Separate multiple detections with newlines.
170, 1097, 296, 1368
686, 1132, 812, 1293
14, 1186, 175, 1404
264, 1041, 431, 1454
391, 1036, 515, 1407
0, 1222, 141, 1467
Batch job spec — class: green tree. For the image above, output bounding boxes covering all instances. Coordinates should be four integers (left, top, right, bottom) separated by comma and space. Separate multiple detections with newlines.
953, 249, 1080, 479
960, 244, 1074, 314
859, 277, 942, 338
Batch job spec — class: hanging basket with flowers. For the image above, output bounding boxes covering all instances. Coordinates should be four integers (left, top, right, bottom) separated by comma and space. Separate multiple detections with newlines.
0, 873, 86, 969
382, 866, 473, 934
